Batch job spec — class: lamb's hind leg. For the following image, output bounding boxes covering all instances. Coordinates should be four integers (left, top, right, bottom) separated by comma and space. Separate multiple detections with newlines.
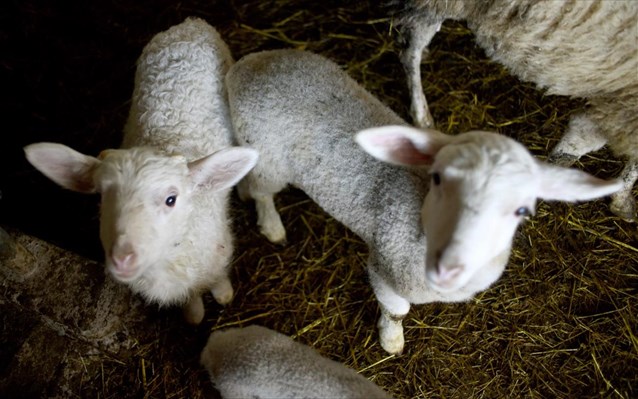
400, 17, 442, 128
238, 179, 287, 244
368, 266, 410, 355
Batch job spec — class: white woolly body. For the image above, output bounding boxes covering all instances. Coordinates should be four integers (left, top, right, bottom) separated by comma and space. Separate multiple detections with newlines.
402, 0, 638, 98
201, 325, 392, 398
122, 17, 234, 156
227, 49, 621, 353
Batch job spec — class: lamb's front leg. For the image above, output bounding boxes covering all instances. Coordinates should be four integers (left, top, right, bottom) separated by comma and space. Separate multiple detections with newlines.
368, 267, 410, 355
184, 277, 233, 324
211, 276, 234, 305
400, 18, 442, 129
183, 294, 205, 325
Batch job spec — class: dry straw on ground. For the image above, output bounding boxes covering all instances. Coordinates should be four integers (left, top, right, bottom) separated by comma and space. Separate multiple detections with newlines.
2, 1, 637, 398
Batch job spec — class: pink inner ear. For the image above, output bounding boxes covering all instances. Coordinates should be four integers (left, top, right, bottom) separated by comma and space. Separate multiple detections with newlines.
380, 136, 433, 166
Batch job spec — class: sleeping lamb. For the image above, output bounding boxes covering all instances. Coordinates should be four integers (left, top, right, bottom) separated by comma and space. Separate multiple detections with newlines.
201, 325, 392, 398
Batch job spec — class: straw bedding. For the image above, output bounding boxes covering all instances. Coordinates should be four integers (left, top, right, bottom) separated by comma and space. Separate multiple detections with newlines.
1, 1, 636, 397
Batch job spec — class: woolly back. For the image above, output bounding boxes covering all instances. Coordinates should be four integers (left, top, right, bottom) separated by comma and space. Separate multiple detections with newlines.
201, 325, 393, 398
123, 17, 235, 159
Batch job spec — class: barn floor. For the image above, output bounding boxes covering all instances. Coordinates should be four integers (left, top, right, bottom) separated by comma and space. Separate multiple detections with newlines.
1, 1, 637, 398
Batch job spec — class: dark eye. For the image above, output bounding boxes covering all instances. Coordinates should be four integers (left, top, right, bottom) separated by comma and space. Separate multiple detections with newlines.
432, 173, 441, 186
165, 195, 177, 207
515, 206, 531, 217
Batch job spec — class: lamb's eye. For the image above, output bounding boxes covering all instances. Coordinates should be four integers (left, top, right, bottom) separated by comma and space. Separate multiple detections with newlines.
515, 206, 531, 217
165, 195, 177, 207
432, 173, 441, 186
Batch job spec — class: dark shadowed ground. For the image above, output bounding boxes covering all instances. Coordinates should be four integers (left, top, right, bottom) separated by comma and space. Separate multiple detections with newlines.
1, 1, 636, 398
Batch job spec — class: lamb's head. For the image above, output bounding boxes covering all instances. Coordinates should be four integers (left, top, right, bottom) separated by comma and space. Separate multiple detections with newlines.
355, 125, 622, 293
95, 148, 200, 282
24, 143, 258, 283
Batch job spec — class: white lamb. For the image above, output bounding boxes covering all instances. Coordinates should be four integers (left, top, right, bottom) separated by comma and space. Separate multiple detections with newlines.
227, 49, 621, 354
394, 0, 638, 220
23, 18, 258, 325
200, 325, 393, 398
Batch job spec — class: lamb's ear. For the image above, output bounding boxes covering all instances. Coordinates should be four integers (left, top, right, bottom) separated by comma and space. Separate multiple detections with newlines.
188, 147, 259, 192
536, 161, 622, 202
24, 142, 101, 193
355, 125, 453, 166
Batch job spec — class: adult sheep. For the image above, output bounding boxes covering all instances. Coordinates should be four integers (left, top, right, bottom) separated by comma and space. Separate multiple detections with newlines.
24, 18, 258, 325
395, 0, 638, 220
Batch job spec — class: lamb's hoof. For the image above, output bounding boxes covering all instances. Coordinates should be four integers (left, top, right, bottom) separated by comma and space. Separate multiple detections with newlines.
378, 316, 405, 355
413, 110, 434, 129
183, 296, 205, 325
547, 152, 579, 167
610, 195, 636, 222
270, 237, 287, 246
260, 224, 287, 245
211, 281, 234, 306
379, 329, 405, 355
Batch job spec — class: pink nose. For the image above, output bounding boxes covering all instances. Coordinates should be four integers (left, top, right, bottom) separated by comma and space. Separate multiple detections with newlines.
431, 263, 464, 287
110, 242, 137, 277
112, 252, 136, 270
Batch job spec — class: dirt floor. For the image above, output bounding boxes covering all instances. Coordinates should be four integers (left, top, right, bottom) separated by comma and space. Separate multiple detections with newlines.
1, 0, 637, 398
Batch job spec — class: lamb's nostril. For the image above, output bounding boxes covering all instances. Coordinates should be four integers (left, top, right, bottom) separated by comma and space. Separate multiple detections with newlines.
112, 251, 136, 271
436, 264, 464, 284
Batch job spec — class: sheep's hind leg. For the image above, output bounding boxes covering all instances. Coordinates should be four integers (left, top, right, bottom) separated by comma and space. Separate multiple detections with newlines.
368, 267, 410, 355
400, 18, 442, 128
183, 294, 205, 325
549, 113, 607, 166
550, 113, 636, 220
610, 160, 637, 221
